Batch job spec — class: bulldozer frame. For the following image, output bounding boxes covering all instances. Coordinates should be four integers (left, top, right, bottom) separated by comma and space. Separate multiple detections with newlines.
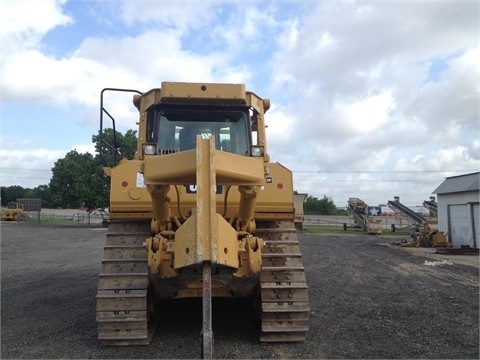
95, 82, 309, 357
1, 202, 25, 221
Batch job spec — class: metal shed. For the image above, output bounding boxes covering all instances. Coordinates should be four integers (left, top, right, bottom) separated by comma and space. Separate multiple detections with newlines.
432, 172, 479, 247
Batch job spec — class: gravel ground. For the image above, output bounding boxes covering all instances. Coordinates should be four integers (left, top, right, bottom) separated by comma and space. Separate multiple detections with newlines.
1, 222, 478, 359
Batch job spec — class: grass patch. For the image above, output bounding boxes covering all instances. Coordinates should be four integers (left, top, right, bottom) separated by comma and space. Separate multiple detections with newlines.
303, 225, 348, 235
37, 217, 79, 225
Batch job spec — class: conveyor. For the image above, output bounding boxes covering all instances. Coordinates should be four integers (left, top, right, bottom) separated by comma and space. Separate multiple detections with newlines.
387, 198, 426, 225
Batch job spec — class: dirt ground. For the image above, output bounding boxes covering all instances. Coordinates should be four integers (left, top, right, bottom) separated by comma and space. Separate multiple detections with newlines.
1, 222, 478, 359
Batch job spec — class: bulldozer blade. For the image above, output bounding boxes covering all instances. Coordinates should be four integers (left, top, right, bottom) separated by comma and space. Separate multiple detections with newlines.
202, 261, 213, 359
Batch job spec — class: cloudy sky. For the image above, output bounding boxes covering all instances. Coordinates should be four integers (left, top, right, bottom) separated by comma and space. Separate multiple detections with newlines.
0, 0, 478, 207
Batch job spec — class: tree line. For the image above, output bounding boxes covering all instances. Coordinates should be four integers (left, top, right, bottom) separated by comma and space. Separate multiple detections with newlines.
303, 195, 346, 216
2, 128, 344, 215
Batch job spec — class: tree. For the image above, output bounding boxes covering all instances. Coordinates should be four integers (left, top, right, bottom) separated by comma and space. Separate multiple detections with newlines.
92, 128, 138, 167
49, 150, 109, 210
32, 185, 53, 208
1, 185, 53, 207
304, 195, 338, 215
48, 129, 137, 210
318, 195, 337, 215
1, 186, 26, 205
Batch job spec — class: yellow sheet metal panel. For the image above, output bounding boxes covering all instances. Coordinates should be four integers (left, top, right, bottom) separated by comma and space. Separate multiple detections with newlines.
143, 148, 264, 186
195, 136, 215, 263
215, 214, 239, 268
254, 162, 295, 219
139, 88, 161, 110
214, 151, 264, 185
109, 159, 152, 217
143, 150, 197, 185
172, 213, 197, 269
245, 91, 268, 114
161, 82, 246, 101
171, 211, 240, 269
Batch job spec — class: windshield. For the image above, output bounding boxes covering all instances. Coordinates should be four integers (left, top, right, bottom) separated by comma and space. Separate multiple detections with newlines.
147, 107, 250, 156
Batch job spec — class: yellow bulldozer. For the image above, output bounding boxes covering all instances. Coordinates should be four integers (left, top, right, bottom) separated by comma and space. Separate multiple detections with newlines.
1, 202, 25, 221
95, 82, 310, 357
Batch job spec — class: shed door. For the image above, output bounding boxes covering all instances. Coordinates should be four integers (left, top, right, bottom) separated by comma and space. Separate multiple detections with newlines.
448, 205, 473, 247
473, 203, 479, 248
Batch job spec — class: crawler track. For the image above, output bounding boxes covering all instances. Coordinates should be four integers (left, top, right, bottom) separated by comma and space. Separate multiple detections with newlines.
256, 221, 310, 342
96, 221, 153, 345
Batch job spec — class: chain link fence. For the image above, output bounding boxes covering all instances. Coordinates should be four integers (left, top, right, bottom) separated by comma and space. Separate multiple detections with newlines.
27, 209, 108, 227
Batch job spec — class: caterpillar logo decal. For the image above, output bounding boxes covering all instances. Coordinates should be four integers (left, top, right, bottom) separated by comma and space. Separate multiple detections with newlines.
185, 185, 223, 194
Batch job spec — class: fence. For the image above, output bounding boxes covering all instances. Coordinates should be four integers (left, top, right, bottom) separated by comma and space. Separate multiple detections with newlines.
14, 209, 109, 226
37, 212, 106, 226
303, 215, 408, 230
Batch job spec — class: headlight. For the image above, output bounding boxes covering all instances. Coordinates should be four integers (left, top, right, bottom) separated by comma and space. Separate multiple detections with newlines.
144, 144, 157, 155
250, 146, 263, 157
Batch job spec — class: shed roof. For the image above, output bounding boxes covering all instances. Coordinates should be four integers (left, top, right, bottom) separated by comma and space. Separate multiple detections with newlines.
433, 172, 480, 195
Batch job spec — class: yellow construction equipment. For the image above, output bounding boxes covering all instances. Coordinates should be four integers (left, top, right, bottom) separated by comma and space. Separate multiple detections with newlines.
388, 197, 450, 248
1, 202, 24, 221
95, 82, 309, 357
398, 222, 451, 248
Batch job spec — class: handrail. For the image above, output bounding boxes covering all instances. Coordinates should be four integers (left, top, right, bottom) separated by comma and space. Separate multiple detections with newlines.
99, 88, 142, 166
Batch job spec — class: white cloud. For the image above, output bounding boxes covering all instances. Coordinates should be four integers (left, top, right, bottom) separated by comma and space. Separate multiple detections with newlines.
1, 0, 478, 207
72, 143, 96, 155
0, 139, 96, 188
0, 147, 64, 188
334, 91, 395, 134
0, 0, 72, 46
119, 0, 217, 30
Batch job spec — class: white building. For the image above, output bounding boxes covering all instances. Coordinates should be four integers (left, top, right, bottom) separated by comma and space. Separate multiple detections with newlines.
432, 172, 479, 247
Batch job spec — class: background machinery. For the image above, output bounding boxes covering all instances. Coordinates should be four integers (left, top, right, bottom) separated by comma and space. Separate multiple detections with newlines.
388, 196, 449, 247
422, 196, 438, 218
95, 82, 310, 357
1, 202, 25, 221
344, 197, 382, 235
